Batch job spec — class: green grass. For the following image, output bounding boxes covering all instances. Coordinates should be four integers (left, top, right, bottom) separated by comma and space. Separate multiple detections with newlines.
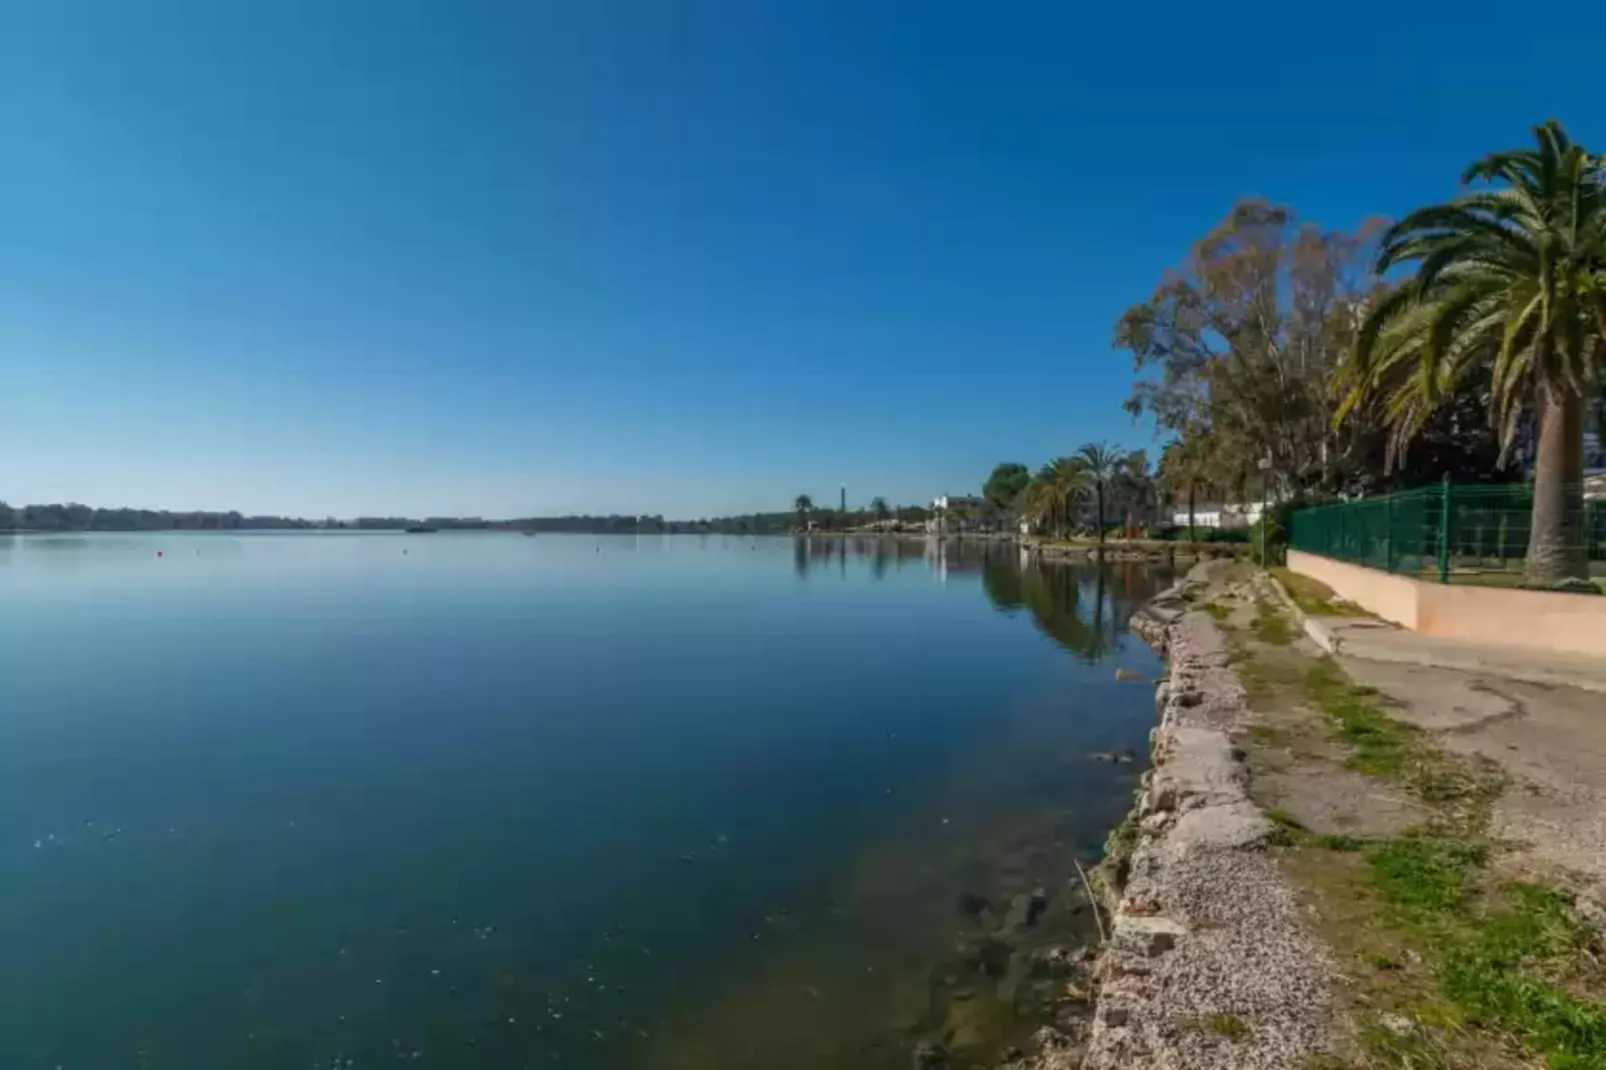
1271, 567, 1375, 616
1253, 603, 1295, 644
1203, 601, 1232, 621
1358, 840, 1606, 1068
1204, 1013, 1251, 1041
1304, 658, 1416, 781
1300, 658, 1505, 814
1366, 837, 1485, 917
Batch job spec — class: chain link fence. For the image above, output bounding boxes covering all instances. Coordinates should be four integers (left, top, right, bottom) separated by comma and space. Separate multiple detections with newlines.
1290, 482, 1606, 586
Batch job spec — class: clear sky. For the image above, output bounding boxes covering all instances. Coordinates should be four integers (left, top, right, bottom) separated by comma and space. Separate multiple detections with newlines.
5, 1, 1604, 518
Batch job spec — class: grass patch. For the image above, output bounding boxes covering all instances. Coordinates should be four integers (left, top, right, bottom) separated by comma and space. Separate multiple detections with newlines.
1254, 603, 1295, 644
1367, 837, 1485, 918
1304, 658, 1416, 780
1203, 601, 1232, 621
1300, 658, 1504, 819
1204, 1013, 1251, 1041
1266, 807, 1307, 832
1248, 722, 1287, 748
1265, 807, 1306, 846
1360, 841, 1606, 1068
1282, 833, 1606, 1068
1271, 567, 1375, 617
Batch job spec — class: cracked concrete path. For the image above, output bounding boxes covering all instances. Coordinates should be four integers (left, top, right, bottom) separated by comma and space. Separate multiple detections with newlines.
1309, 615, 1606, 694
1338, 651, 1606, 890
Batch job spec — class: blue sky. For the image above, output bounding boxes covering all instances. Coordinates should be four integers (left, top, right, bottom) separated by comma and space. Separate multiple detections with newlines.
4, 1, 1604, 518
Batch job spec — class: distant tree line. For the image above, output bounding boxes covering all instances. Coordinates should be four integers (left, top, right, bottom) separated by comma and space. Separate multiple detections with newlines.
787, 496, 935, 532
0, 501, 934, 536
0, 503, 321, 532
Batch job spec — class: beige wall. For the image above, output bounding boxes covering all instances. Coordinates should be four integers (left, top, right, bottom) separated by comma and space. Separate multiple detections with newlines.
1286, 551, 1421, 629
1287, 550, 1606, 657
1418, 583, 1606, 657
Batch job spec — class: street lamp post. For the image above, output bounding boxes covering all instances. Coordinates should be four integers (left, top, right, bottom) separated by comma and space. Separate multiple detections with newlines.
1257, 456, 1273, 569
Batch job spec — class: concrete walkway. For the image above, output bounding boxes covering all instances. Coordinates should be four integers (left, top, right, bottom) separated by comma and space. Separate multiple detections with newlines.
1278, 593, 1606, 890
1300, 612, 1606, 695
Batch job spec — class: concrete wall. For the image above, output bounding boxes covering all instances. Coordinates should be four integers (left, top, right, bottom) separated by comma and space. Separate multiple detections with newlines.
1286, 551, 1422, 630
1417, 583, 1606, 657
1287, 550, 1606, 657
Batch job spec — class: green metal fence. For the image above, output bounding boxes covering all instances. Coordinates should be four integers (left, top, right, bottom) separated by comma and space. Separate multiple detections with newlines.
1290, 482, 1606, 586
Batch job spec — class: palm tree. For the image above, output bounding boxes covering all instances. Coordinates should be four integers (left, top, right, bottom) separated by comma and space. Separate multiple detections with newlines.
793, 494, 813, 531
1020, 475, 1057, 537
1075, 443, 1121, 546
1340, 120, 1606, 585
870, 496, 890, 525
1021, 459, 1088, 538
1050, 457, 1090, 535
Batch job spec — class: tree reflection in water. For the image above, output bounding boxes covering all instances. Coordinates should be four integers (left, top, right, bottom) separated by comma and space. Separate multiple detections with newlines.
791, 535, 1165, 662
979, 549, 1159, 661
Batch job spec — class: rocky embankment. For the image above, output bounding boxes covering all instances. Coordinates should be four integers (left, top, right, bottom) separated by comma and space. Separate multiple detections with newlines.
1022, 540, 1239, 565
1021, 564, 1335, 1069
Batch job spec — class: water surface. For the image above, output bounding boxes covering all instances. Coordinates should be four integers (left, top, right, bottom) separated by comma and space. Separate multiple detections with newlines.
0, 533, 1167, 1068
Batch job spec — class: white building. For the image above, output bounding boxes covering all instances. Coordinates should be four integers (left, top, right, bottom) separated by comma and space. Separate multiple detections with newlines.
929, 494, 989, 534
1171, 502, 1264, 529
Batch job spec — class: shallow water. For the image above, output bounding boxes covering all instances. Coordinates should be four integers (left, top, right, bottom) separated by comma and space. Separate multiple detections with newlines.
0, 533, 1168, 1069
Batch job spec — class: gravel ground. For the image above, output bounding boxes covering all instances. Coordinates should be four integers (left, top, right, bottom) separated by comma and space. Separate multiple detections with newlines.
1062, 565, 1339, 1069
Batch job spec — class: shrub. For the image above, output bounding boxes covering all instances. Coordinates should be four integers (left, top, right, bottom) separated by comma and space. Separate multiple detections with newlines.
1200, 528, 1250, 544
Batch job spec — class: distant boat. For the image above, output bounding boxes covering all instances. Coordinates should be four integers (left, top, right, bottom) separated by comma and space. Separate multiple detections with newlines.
405, 526, 438, 534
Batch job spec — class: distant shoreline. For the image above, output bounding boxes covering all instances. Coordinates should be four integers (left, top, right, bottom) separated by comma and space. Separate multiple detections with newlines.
0, 503, 934, 538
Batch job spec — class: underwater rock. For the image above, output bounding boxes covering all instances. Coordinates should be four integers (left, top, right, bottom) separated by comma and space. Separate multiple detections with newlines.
957, 892, 991, 918
954, 934, 1014, 977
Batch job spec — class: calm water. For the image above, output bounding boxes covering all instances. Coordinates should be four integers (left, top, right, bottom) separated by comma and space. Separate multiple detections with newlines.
0, 533, 1168, 1069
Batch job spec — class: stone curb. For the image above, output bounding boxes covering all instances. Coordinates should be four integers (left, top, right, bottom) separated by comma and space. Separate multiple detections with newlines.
1072, 564, 1337, 1069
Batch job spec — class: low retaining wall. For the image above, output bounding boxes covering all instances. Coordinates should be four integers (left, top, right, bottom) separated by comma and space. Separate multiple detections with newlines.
1284, 552, 1422, 629
1287, 550, 1606, 658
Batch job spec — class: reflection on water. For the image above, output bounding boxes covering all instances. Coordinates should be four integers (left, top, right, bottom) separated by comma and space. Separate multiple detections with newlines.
0, 533, 1167, 1070
794, 535, 1161, 663
981, 551, 1159, 663
644, 538, 1169, 1070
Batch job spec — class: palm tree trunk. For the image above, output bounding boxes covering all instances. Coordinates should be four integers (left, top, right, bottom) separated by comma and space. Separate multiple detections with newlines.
1095, 485, 1106, 546
1525, 388, 1589, 585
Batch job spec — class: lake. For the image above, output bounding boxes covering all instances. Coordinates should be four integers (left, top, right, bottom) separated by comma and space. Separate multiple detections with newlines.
0, 533, 1169, 1069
